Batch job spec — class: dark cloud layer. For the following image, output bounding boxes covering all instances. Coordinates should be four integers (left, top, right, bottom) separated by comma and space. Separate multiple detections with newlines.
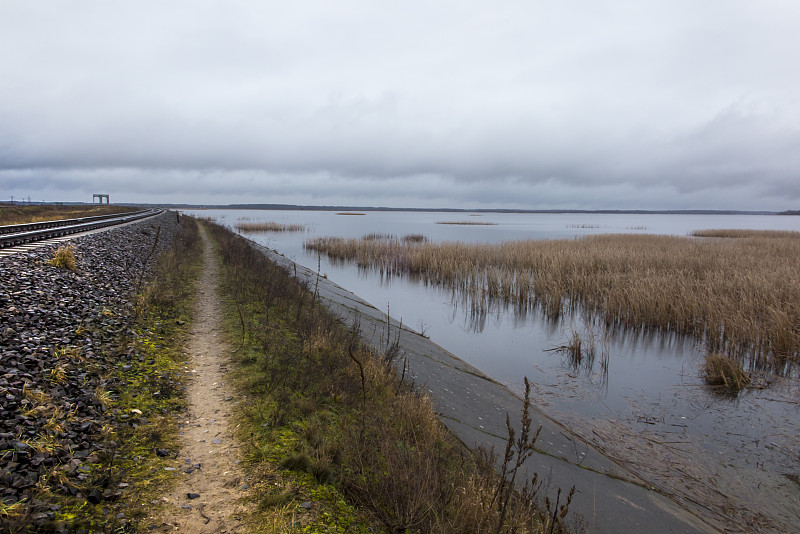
1, 1, 799, 209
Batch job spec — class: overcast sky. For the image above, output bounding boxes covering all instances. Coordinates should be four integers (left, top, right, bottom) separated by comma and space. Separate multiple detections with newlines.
1, 1, 799, 210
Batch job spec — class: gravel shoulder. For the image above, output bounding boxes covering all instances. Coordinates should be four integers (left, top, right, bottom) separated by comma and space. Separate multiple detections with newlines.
148, 226, 254, 532
0, 213, 179, 531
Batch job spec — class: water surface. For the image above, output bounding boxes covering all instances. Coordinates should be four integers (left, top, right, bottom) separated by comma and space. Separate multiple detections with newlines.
184, 209, 800, 530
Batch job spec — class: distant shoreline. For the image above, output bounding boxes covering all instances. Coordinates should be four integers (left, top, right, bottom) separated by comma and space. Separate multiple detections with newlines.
165, 203, 785, 216
3, 201, 792, 215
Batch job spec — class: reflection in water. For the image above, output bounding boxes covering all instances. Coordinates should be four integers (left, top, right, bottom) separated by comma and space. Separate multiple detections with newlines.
186, 209, 800, 532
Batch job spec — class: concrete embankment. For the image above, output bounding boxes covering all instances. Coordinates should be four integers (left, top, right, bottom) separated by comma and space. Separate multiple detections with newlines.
253, 241, 720, 534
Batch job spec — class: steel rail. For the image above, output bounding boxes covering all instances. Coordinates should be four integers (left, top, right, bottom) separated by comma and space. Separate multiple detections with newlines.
0, 209, 162, 248
0, 208, 153, 235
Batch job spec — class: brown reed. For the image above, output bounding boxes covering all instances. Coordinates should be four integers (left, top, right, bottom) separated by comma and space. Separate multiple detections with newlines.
702, 353, 751, 392
436, 220, 498, 225
692, 229, 800, 239
402, 234, 428, 244
305, 231, 800, 370
235, 221, 305, 233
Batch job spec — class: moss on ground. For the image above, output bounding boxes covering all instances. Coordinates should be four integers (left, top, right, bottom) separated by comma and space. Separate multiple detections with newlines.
23, 217, 202, 533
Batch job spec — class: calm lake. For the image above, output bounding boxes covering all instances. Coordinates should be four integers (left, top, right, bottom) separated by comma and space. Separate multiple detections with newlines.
184, 209, 800, 529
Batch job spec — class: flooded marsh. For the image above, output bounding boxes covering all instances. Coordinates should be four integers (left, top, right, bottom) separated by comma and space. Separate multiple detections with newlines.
305, 231, 800, 373
185, 209, 800, 532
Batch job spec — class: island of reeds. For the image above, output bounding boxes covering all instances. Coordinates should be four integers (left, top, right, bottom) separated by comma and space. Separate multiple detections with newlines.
235, 221, 305, 233
436, 220, 498, 225
305, 230, 800, 385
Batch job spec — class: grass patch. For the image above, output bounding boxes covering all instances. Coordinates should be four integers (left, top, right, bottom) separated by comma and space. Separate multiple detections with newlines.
47, 245, 77, 270
305, 232, 800, 372
235, 221, 306, 233
208, 221, 573, 533
0, 204, 137, 225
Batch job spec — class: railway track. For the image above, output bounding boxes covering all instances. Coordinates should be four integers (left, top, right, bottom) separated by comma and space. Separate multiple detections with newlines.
0, 208, 163, 256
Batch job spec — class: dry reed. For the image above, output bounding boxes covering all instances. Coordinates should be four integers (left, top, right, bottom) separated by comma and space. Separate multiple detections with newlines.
402, 234, 428, 244
703, 353, 751, 392
235, 221, 305, 233
692, 229, 800, 239
436, 220, 497, 225
305, 231, 800, 370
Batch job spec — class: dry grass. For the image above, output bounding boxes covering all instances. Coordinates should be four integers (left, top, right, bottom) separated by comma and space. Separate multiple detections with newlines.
305, 231, 800, 370
0, 203, 136, 225
47, 245, 77, 270
235, 221, 306, 233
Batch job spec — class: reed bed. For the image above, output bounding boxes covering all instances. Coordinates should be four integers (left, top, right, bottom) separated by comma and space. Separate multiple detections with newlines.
436, 220, 497, 225
403, 234, 428, 244
702, 353, 751, 393
361, 233, 428, 244
235, 221, 305, 233
305, 231, 800, 371
692, 229, 800, 239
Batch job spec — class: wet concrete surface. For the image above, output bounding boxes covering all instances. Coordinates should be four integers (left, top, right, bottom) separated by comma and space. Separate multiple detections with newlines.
254, 242, 720, 534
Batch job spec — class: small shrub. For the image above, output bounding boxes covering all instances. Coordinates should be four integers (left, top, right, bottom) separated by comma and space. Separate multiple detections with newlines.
280, 452, 312, 473
703, 353, 750, 392
48, 245, 76, 270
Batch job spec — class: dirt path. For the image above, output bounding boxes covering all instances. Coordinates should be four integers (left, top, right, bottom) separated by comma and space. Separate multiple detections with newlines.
151, 227, 253, 532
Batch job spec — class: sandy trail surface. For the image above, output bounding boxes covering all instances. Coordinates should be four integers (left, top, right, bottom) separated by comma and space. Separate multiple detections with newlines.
150, 226, 253, 532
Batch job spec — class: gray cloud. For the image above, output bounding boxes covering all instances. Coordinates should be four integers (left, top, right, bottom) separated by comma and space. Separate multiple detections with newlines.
1, 1, 799, 209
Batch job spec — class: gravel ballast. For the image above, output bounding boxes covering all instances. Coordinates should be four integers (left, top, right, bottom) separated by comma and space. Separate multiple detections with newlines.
0, 212, 179, 525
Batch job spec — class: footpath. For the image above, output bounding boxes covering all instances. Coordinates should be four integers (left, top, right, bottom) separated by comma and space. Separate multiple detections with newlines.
255, 242, 720, 534
149, 227, 254, 532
